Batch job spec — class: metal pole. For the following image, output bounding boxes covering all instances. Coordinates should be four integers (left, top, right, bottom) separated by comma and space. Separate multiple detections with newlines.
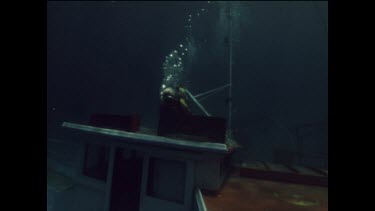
228, 4, 233, 138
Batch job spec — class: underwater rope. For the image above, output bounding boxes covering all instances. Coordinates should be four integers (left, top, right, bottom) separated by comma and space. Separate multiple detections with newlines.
185, 89, 211, 116
194, 83, 230, 99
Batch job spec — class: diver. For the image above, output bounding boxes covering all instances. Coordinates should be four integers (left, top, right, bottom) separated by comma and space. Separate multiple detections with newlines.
161, 85, 191, 114
158, 85, 192, 135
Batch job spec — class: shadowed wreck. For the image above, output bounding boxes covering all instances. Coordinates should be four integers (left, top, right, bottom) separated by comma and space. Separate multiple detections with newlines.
47, 1, 328, 211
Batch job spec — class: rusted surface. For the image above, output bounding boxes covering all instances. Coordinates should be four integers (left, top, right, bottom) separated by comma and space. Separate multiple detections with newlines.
240, 162, 328, 187
203, 175, 328, 211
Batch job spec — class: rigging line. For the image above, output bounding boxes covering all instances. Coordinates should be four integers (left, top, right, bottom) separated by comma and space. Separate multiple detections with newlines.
194, 93, 211, 102
194, 83, 230, 99
185, 89, 211, 116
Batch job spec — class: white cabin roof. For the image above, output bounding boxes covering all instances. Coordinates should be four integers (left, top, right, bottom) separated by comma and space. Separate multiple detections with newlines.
62, 122, 233, 154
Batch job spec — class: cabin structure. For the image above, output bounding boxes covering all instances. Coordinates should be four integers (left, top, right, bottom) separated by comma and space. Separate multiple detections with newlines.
54, 119, 236, 211
48, 118, 327, 211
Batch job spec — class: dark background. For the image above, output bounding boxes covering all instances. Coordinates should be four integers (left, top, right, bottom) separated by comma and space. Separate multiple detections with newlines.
47, 1, 328, 167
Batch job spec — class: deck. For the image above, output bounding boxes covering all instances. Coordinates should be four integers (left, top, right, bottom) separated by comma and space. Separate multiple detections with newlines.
202, 173, 328, 211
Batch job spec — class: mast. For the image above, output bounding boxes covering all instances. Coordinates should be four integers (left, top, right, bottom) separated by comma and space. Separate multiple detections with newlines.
228, 4, 233, 138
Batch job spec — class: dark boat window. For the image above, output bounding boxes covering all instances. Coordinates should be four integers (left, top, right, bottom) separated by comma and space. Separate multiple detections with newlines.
82, 144, 109, 181
147, 157, 186, 204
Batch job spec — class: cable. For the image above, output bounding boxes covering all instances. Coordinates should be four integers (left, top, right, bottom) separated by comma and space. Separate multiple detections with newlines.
194, 83, 230, 99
